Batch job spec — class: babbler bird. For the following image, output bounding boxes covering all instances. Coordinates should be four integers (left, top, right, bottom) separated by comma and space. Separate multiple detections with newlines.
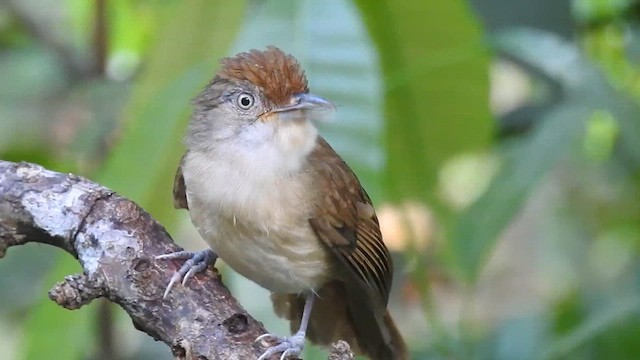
158, 47, 407, 360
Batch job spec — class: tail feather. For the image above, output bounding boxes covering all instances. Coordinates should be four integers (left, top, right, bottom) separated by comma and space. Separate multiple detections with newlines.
382, 310, 408, 360
271, 281, 407, 360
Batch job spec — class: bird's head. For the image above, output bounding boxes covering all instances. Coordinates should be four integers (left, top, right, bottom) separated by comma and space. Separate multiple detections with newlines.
187, 47, 334, 157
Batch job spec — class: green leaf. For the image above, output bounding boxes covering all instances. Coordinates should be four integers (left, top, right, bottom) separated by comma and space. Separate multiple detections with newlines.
451, 28, 640, 280
353, 0, 493, 203
452, 104, 588, 280
542, 296, 640, 359
583, 110, 619, 162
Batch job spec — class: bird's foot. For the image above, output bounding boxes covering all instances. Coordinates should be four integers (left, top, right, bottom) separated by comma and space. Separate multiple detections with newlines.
155, 249, 217, 298
256, 331, 306, 360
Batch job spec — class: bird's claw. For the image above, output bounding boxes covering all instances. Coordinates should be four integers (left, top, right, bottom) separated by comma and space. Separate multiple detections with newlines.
256, 331, 305, 360
155, 249, 217, 298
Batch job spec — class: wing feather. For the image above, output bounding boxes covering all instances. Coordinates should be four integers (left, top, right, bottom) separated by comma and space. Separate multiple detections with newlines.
173, 153, 189, 210
308, 137, 393, 305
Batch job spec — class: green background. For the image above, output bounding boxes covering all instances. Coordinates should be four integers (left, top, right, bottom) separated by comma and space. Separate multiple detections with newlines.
1, 0, 640, 359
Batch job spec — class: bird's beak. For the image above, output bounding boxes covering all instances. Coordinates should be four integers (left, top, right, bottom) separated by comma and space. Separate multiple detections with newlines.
273, 93, 335, 113
261, 93, 335, 122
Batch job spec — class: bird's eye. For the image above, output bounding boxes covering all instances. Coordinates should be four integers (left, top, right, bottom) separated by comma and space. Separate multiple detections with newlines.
236, 93, 255, 110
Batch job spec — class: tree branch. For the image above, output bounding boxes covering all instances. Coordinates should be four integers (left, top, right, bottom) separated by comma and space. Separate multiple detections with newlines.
0, 160, 354, 360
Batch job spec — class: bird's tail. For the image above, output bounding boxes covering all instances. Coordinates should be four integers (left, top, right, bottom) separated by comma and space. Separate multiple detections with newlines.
381, 309, 409, 360
272, 282, 408, 360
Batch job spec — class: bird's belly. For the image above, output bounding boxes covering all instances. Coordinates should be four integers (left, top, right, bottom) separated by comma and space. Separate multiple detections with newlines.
190, 206, 332, 294
216, 228, 330, 293
183, 149, 330, 293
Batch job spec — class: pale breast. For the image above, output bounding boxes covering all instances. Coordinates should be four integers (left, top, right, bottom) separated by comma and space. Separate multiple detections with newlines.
182, 149, 332, 294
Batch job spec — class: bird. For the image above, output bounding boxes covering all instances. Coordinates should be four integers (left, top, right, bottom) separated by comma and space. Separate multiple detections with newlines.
157, 46, 408, 360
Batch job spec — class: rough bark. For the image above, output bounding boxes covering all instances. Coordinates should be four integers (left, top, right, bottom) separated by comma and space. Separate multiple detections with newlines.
0, 160, 354, 360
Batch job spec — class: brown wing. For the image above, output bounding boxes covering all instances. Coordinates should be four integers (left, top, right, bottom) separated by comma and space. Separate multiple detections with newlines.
173, 153, 189, 210
308, 137, 393, 306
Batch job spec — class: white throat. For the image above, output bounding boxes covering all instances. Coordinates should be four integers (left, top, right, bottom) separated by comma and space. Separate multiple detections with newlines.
183, 119, 319, 219
225, 119, 318, 176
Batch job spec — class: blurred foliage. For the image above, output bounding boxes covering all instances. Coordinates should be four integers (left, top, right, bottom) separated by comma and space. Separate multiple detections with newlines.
2, 0, 640, 359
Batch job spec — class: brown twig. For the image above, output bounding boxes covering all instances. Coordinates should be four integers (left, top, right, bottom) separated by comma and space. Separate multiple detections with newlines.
0, 160, 354, 360
93, 0, 108, 76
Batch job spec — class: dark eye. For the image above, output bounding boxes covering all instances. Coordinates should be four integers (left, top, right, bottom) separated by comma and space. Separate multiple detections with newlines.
236, 93, 255, 110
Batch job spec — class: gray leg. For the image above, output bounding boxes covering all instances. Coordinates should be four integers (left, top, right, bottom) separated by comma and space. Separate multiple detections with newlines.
256, 292, 315, 360
156, 249, 217, 298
